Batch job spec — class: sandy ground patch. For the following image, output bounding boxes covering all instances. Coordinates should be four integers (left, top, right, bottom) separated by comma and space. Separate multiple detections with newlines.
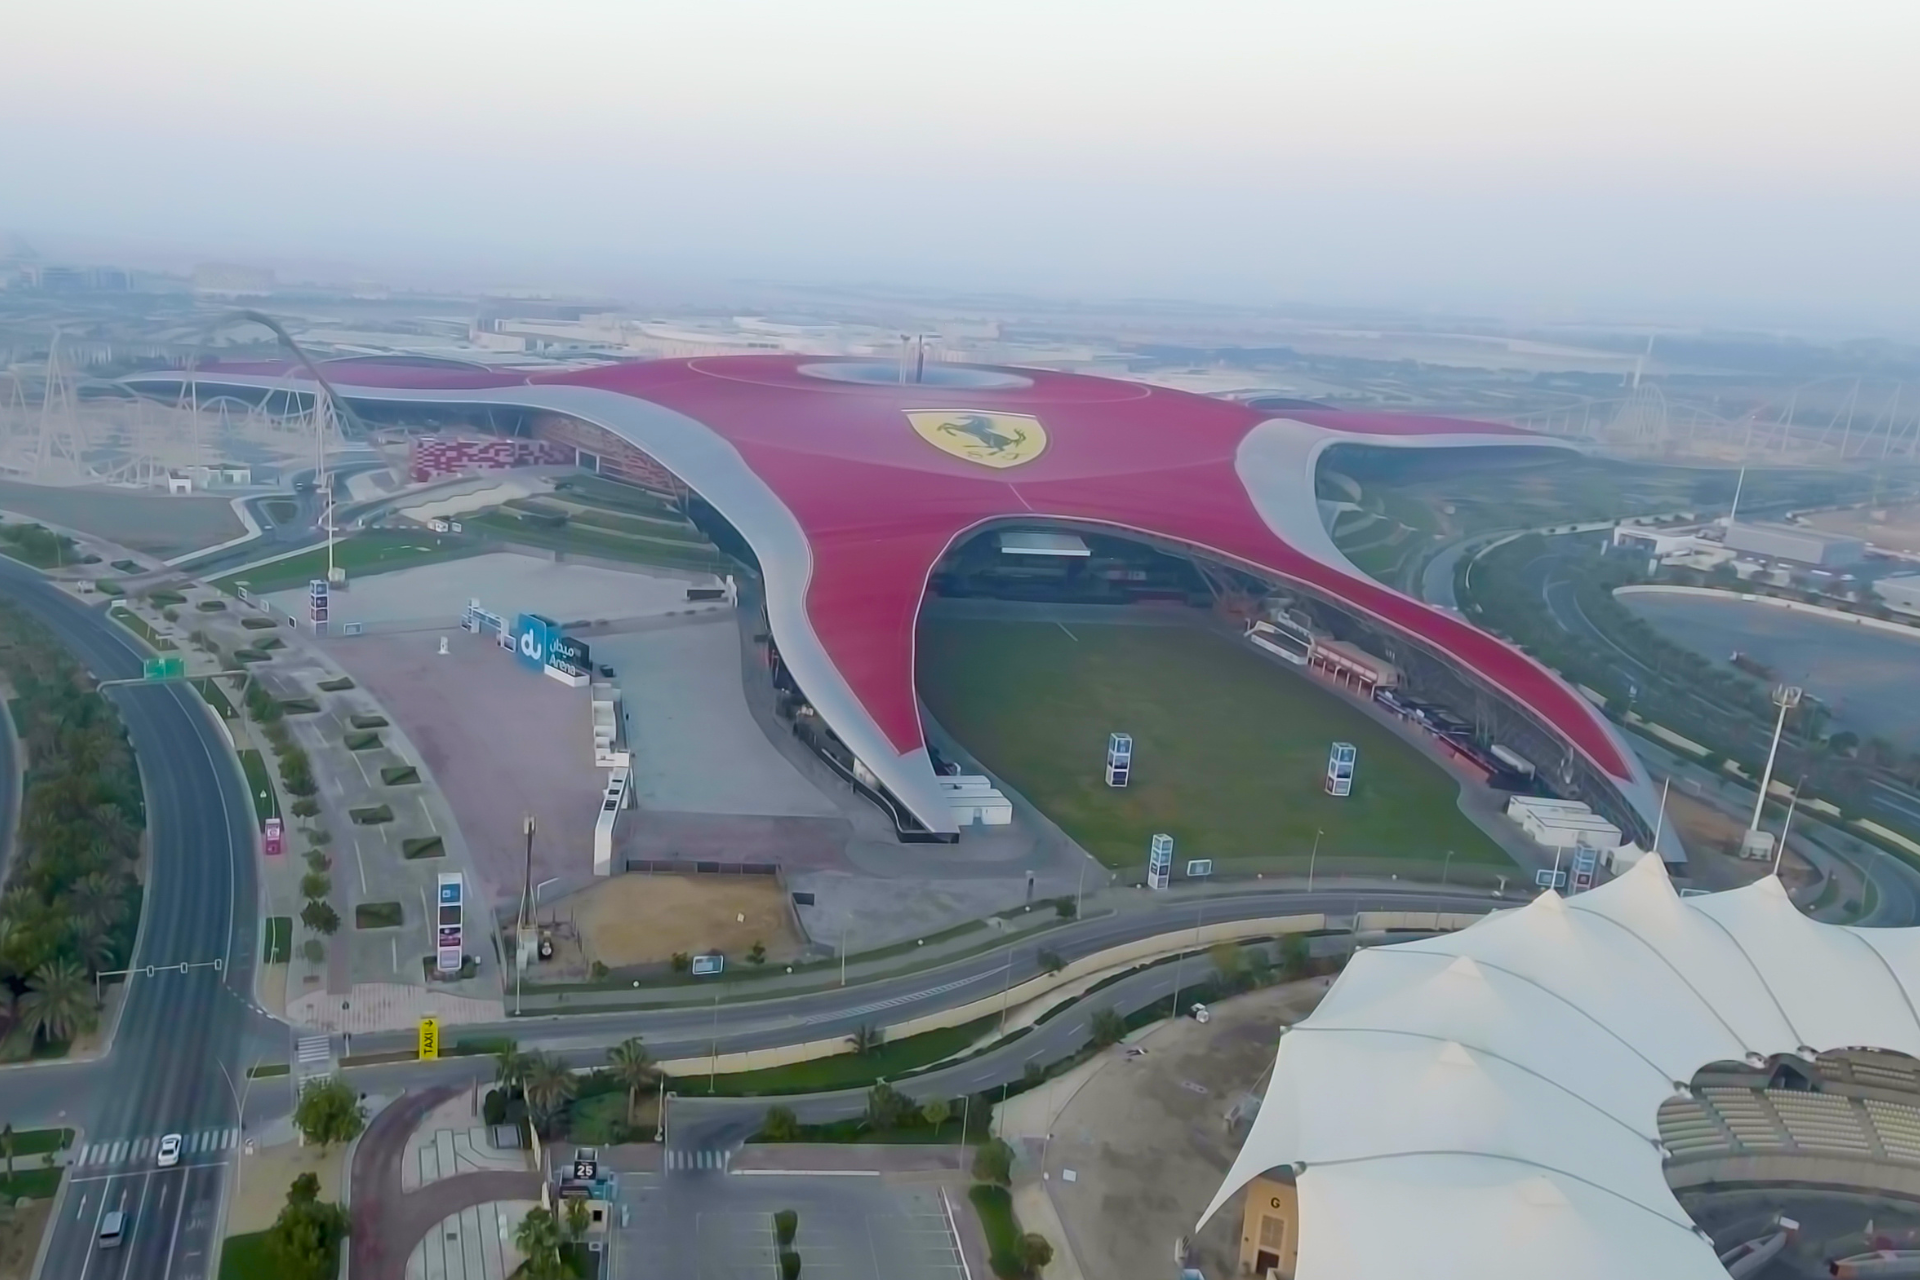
559, 874, 802, 968
0, 479, 243, 556
0, 1199, 52, 1280
225, 1139, 346, 1234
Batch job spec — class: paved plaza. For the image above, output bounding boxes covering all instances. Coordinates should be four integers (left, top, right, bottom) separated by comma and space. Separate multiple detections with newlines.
404, 1199, 534, 1280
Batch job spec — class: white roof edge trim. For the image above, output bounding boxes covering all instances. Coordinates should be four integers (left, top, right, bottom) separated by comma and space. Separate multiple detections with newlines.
135, 372, 958, 834
1234, 418, 1676, 860
1203, 854, 1920, 1280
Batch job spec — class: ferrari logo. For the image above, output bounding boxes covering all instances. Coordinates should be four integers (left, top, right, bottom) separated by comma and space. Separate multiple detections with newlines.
906, 410, 1048, 469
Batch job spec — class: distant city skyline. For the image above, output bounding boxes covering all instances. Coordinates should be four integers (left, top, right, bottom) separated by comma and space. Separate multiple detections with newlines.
5, 0, 1917, 332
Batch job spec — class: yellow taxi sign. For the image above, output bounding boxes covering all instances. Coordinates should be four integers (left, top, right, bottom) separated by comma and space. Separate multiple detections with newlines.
418, 1017, 440, 1060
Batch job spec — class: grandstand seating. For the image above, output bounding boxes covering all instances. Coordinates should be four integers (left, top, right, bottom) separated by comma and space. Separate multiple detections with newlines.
1660, 1053, 1920, 1177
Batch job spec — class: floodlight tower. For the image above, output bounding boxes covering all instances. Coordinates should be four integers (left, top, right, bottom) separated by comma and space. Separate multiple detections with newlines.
1750, 685, 1802, 834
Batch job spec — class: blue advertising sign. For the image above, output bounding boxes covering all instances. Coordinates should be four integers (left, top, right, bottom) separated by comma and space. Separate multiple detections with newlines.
514, 613, 557, 672
438, 882, 462, 905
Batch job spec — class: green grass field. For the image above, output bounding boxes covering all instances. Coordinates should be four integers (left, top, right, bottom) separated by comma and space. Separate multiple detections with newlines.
917, 619, 1506, 868
217, 533, 477, 595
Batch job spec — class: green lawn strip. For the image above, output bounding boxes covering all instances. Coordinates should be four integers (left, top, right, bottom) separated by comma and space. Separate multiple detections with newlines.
240, 616, 277, 630
0, 524, 76, 569
380, 765, 420, 786
350, 804, 394, 825
246, 1063, 290, 1079
108, 606, 174, 648
233, 649, 271, 664
237, 749, 279, 824
215, 533, 476, 595
6, 1128, 74, 1157
916, 619, 1507, 869
755, 1116, 968, 1145
671, 1016, 995, 1098
344, 731, 382, 751
349, 713, 388, 730
466, 512, 731, 574
196, 599, 227, 611
264, 917, 292, 964
262, 499, 299, 524
218, 1229, 277, 1280
111, 559, 141, 573
968, 1185, 1023, 1277
401, 836, 444, 859
354, 901, 403, 929
148, 590, 187, 607
194, 676, 238, 721
0, 1168, 62, 1200
317, 676, 354, 692
280, 697, 320, 715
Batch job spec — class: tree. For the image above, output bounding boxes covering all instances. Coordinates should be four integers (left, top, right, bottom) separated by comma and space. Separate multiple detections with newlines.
494, 1041, 531, 1094
265, 1173, 349, 1280
761, 1105, 801, 1142
747, 940, 767, 966
606, 1037, 656, 1125
774, 1208, 798, 1246
522, 1052, 578, 1133
1243, 946, 1275, 988
1089, 1008, 1127, 1049
1018, 1232, 1054, 1274
291, 797, 320, 819
1, 1123, 12, 1180
293, 1076, 365, 1151
779, 1250, 802, 1280
864, 1083, 913, 1132
1828, 730, 1861, 756
1209, 942, 1244, 991
300, 899, 340, 936
19, 957, 97, 1045
512, 1206, 566, 1280
848, 1023, 884, 1056
564, 1196, 590, 1243
299, 872, 332, 900
1278, 933, 1310, 978
1053, 896, 1076, 919
1037, 950, 1065, 975
301, 939, 325, 965
972, 1138, 1014, 1187
670, 952, 692, 973
921, 1098, 952, 1130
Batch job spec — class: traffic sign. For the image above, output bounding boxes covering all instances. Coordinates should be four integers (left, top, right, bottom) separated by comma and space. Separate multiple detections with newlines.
142, 655, 186, 681
691, 954, 725, 976
418, 1017, 440, 1060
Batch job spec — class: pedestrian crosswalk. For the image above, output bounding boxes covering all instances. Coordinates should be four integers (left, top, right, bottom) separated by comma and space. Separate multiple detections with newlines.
666, 1147, 731, 1172
73, 1127, 239, 1169
296, 1033, 332, 1076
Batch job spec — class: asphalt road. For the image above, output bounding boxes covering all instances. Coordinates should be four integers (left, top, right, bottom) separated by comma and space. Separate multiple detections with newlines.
0, 561, 267, 1280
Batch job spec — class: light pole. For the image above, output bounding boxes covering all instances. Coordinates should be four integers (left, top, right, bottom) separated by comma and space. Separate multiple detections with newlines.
708, 988, 721, 1091
1307, 829, 1323, 893
840, 922, 851, 987
1074, 855, 1088, 919
514, 815, 535, 1016
996, 943, 1015, 1037
1442, 850, 1454, 886
1750, 686, 1802, 836
1772, 786, 1802, 878
1168, 903, 1205, 1021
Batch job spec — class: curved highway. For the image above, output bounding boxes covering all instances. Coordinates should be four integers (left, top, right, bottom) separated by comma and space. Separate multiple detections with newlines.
0, 561, 266, 1280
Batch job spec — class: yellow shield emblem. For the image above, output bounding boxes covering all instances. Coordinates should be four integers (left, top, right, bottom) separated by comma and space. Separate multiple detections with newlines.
905, 410, 1047, 469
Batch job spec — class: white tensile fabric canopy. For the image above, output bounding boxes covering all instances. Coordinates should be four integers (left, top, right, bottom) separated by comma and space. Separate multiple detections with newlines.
1202, 857, 1920, 1278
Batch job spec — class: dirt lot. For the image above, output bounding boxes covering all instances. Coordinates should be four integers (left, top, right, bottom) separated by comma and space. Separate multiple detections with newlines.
0, 479, 243, 556
1804, 503, 1920, 555
1017, 981, 1328, 1280
557, 873, 804, 969
0, 1199, 51, 1280
1663, 786, 1817, 896
225, 1138, 345, 1234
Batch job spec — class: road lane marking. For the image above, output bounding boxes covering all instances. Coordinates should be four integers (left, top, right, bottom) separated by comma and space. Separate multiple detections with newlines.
161, 1167, 192, 1280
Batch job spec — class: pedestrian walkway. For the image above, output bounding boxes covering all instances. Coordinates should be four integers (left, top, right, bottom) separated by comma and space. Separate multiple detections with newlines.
291, 982, 505, 1034
403, 1092, 528, 1191
665, 1146, 732, 1173
404, 1198, 534, 1280
72, 1127, 239, 1171
297, 1032, 335, 1079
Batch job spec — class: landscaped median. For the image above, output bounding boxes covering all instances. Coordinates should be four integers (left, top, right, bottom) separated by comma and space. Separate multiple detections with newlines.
643, 910, 1492, 1081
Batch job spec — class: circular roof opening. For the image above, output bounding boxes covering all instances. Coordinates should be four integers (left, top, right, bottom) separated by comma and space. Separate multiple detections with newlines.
797, 361, 1032, 390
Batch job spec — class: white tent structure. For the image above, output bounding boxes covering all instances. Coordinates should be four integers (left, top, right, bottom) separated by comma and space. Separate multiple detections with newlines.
1202, 856, 1920, 1279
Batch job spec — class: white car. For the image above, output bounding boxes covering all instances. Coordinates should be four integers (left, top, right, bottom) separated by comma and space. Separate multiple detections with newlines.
156, 1134, 182, 1168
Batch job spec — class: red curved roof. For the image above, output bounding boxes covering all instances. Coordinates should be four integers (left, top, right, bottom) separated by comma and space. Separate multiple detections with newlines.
159, 354, 1626, 780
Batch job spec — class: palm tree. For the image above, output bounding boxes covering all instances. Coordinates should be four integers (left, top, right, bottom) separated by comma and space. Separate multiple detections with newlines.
848, 1023, 884, 1056
68, 926, 116, 977
494, 1041, 531, 1096
18, 958, 96, 1046
521, 1053, 578, 1134
605, 1038, 656, 1126
69, 872, 127, 939
512, 1206, 566, 1280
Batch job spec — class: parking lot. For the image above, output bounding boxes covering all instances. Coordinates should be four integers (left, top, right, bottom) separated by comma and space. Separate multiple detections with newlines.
613, 1174, 972, 1280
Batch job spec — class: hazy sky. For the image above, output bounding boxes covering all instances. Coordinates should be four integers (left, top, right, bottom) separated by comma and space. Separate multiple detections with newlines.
6, 0, 1917, 326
